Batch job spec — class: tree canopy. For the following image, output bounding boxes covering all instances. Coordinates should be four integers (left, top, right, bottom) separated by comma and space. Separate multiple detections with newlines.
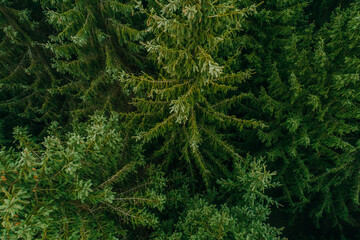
1, 0, 359, 239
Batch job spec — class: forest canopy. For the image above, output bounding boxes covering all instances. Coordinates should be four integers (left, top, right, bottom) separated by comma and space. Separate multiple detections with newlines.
0, 0, 359, 239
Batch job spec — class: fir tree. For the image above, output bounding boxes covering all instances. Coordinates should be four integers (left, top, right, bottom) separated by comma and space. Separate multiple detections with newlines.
151, 157, 283, 239
254, 2, 360, 230
1, 0, 360, 238
0, 0, 62, 136
307, 0, 353, 26
42, 0, 145, 119
0, 113, 165, 239
223, 0, 308, 85
124, 0, 263, 185
213, 0, 309, 156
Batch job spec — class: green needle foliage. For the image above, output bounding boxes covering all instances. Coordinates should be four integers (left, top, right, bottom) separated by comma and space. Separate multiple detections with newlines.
42, 0, 145, 118
1, 0, 360, 239
125, 0, 264, 185
0, 0, 146, 138
0, 113, 165, 239
0, 0, 62, 134
152, 157, 283, 240
233, 0, 307, 72
254, 1, 360, 228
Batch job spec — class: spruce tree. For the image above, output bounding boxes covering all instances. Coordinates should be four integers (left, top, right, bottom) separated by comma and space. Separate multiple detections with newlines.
0, 0, 62, 137
42, 0, 145, 119
223, 0, 307, 84
2, 0, 360, 238
0, 0, 146, 138
151, 157, 283, 239
254, 2, 360, 230
212, 0, 308, 156
125, 0, 263, 185
0, 113, 165, 239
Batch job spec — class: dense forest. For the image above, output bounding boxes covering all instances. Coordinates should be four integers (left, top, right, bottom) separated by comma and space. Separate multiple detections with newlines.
0, 0, 359, 239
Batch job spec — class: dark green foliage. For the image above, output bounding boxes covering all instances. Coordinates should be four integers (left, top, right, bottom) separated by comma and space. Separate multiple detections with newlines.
1, 0, 360, 239
307, 0, 353, 26
215, 0, 309, 155
254, 1, 360, 229
0, 113, 165, 239
41, 0, 145, 119
152, 157, 282, 240
0, 0, 145, 137
225, 0, 308, 82
125, 0, 263, 185
0, 0, 62, 134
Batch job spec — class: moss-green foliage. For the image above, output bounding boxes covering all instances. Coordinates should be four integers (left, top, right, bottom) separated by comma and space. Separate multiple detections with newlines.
124, 0, 264, 186
0, 113, 165, 239
1, 0, 360, 239
253, 2, 360, 228
42, 0, 145, 118
0, 0, 145, 134
0, 0, 62, 134
152, 157, 282, 240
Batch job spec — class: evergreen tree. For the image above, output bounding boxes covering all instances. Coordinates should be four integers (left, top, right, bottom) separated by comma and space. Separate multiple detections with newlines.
0, 0, 62, 137
125, 0, 263, 185
307, 0, 353, 26
213, 0, 309, 156
0, 0, 146, 138
152, 157, 283, 239
42, 0, 145, 119
0, 113, 165, 239
254, 2, 360, 230
1, 0, 360, 238
223, 0, 307, 84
